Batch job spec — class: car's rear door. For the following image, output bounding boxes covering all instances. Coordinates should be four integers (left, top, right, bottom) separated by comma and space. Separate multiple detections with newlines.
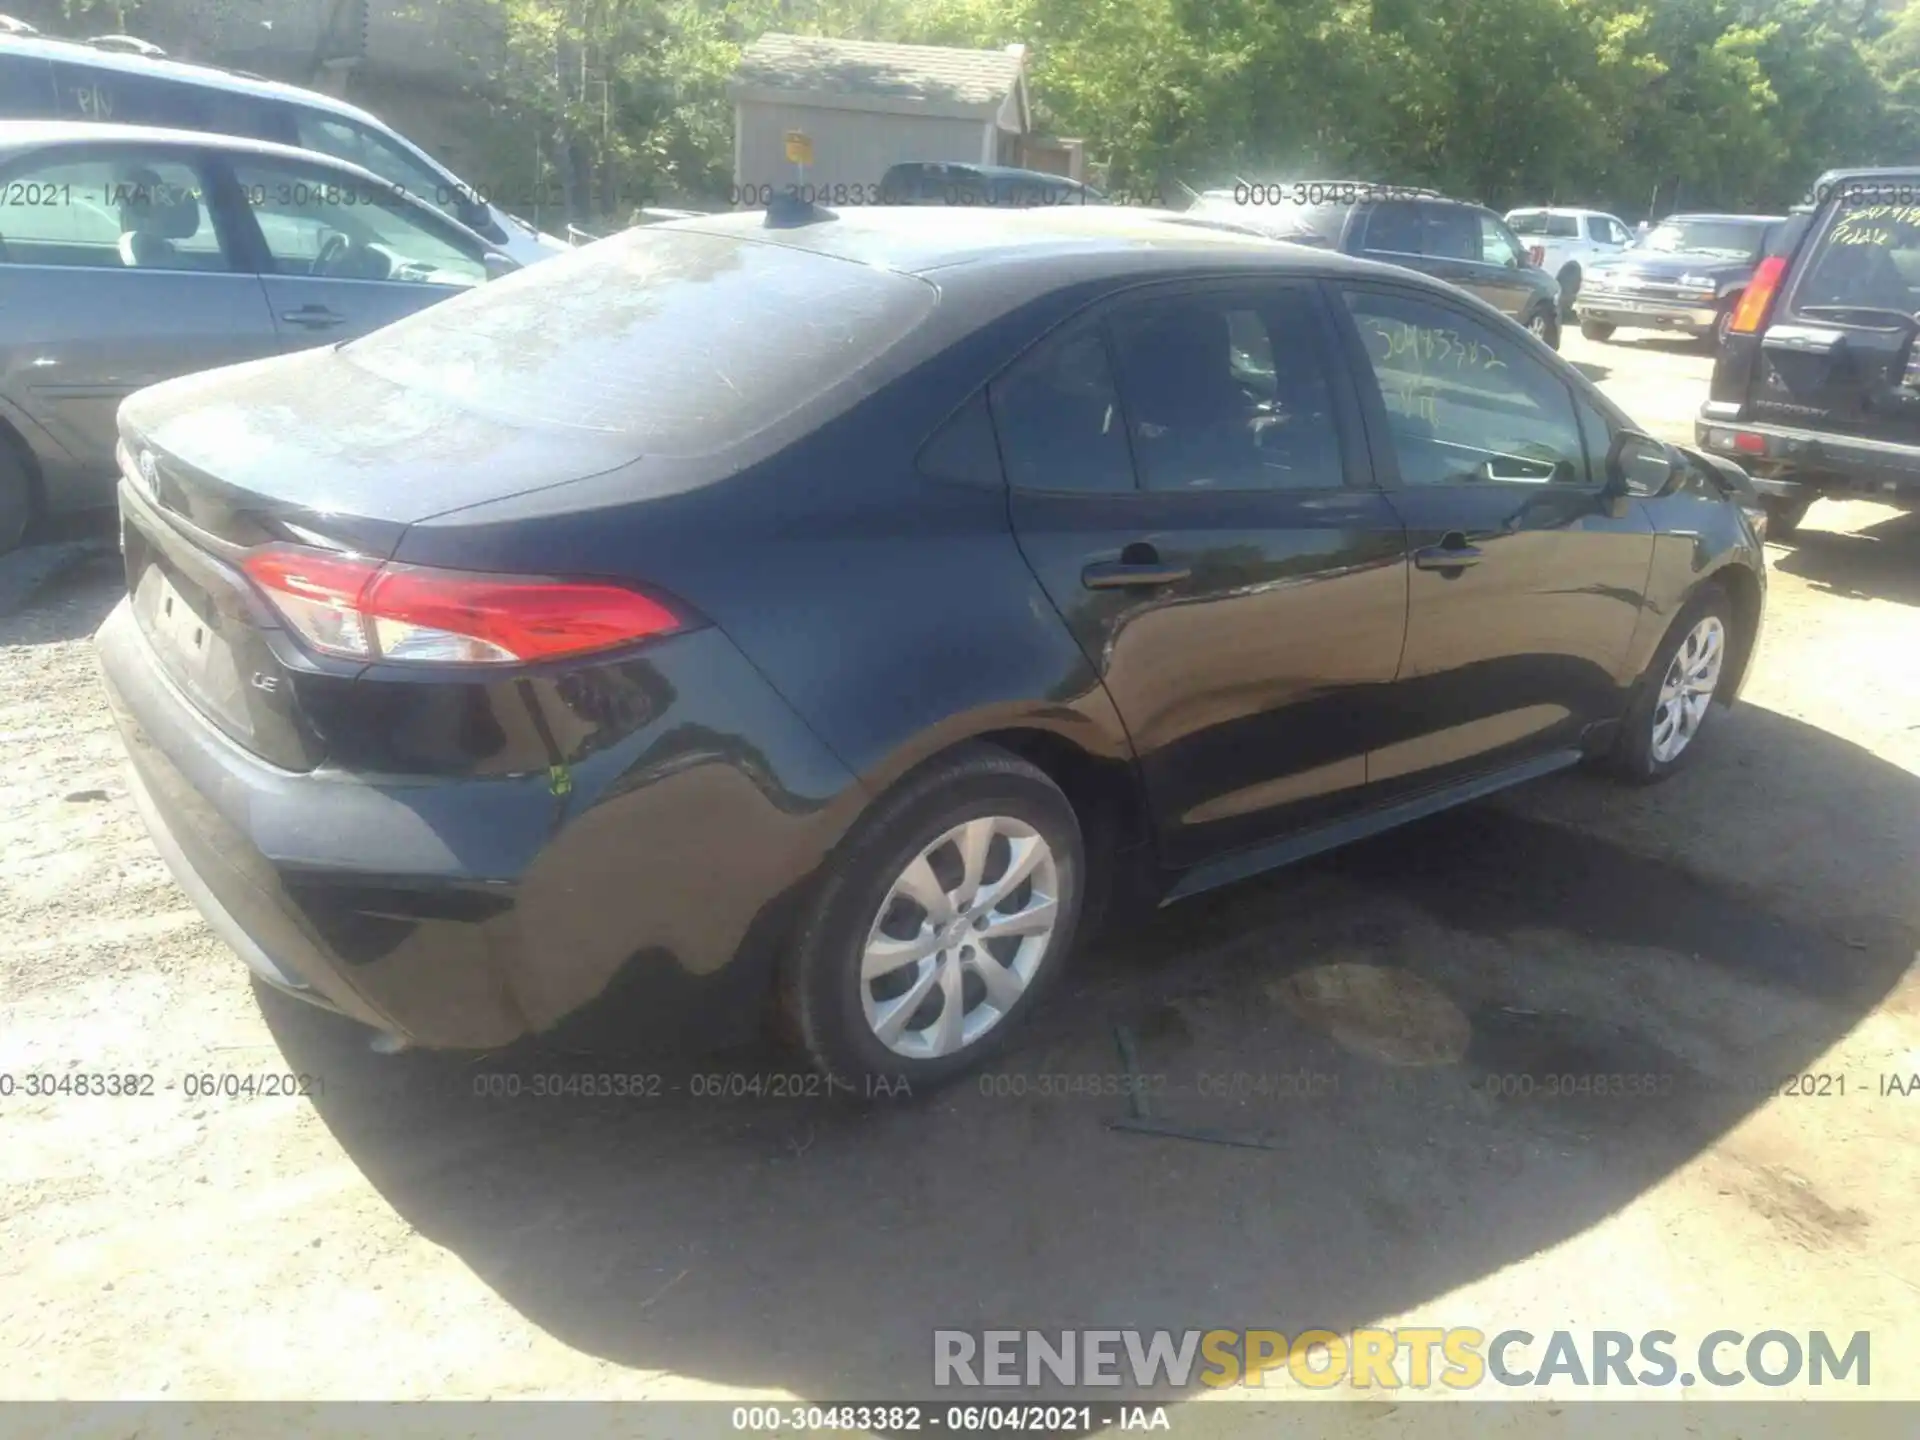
209, 151, 491, 346
997, 279, 1410, 868
0, 140, 278, 504
1333, 281, 1655, 794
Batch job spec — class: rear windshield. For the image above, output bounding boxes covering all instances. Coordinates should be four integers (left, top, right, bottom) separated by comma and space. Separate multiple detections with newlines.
1186, 194, 1348, 245
1792, 199, 1920, 314
342, 226, 938, 454
1508, 211, 1578, 238
1639, 218, 1770, 259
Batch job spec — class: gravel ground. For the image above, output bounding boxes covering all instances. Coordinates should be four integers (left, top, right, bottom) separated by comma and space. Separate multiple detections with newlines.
1, 332, 1916, 1412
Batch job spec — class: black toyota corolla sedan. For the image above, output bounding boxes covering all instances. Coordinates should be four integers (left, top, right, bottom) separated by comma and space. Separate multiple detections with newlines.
96, 204, 1767, 1084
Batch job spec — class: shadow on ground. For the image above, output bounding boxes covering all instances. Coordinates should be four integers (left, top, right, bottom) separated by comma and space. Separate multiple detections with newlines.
1772, 508, 1920, 607
0, 520, 120, 646
265, 685, 1919, 1403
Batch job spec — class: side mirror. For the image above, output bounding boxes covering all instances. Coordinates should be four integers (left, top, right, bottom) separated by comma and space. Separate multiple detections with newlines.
481, 250, 519, 281
1605, 428, 1677, 513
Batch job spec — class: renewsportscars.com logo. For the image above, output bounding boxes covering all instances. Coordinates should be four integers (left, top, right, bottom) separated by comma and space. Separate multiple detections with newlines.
932, 1328, 1871, 1391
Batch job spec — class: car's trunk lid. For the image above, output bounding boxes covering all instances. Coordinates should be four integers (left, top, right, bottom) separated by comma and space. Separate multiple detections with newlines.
116, 347, 639, 769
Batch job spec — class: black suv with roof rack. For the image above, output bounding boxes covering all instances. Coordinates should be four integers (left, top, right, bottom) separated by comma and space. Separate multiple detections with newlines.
1180, 180, 1566, 348
1696, 168, 1920, 534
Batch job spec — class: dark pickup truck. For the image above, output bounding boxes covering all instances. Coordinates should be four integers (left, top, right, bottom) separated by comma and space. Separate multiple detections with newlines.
1696, 168, 1920, 535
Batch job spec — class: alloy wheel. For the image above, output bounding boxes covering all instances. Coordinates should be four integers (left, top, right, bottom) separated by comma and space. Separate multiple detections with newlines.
1649, 615, 1725, 764
859, 815, 1060, 1059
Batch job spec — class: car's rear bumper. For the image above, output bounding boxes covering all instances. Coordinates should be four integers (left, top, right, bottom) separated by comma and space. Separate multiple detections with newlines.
1694, 414, 1920, 503
1577, 296, 1718, 331
96, 598, 864, 1050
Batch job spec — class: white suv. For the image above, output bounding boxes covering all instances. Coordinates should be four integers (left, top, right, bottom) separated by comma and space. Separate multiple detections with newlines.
1504, 207, 1633, 310
0, 33, 567, 265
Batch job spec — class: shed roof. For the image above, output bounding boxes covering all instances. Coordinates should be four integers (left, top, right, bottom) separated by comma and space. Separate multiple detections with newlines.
730, 34, 1028, 119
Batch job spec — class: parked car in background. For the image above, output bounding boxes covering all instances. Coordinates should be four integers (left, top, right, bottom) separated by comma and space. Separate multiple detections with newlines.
96, 204, 1764, 1085
0, 32, 566, 265
1576, 212, 1788, 350
1504, 205, 1633, 310
0, 121, 516, 551
877, 161, 1106, 208
1182, 182, 1566, 347
1697, 167, 1920, 536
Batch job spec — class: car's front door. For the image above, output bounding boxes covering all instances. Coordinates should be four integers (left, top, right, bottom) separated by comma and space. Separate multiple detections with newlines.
996, 281, 1410, 868
0, 142, 278, 506
212, 154, 490, 347
1334, 282, 1656, 793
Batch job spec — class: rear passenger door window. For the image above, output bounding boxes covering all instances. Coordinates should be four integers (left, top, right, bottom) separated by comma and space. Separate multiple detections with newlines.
989, 326, 1136, 493
1106, 289, 1344, 491
1422, 205, 1480, 262
1364, 201, 1423, 255
0, 151, 230, 271
1343, 288, 1587, 486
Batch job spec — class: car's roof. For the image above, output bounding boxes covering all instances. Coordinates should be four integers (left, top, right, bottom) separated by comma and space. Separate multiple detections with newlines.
0, 117, 359, 165
0, 32, 392, 130
661, 203, 1419, 280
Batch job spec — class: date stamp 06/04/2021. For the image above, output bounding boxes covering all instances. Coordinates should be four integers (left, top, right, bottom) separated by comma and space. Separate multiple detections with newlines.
4, 1064, 1917, 1107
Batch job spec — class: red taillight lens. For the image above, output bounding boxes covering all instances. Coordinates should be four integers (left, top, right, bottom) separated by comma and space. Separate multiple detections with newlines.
1526, 244, 1545, 268
1730, 255, 1787, 335
1733, 431, 1767, 455
241, 545, 683, 665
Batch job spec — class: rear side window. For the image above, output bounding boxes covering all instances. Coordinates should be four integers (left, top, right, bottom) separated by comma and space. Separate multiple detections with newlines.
990, 327, 1134, 493
1364, 201, 1422, 254
1106, 289, 1343, 492
1791, 199, 1920, 314
342, 226, 938, 453
1423, 205, 1480, 261
0, 54, 57, 116
43, 60, 283, 138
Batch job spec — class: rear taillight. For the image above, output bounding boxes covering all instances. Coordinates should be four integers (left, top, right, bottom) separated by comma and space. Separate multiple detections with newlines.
1526, 244, 1546, 268
1733, 431, 1767, 455
240, 546, 683, 665
1730, 255, 1787, 334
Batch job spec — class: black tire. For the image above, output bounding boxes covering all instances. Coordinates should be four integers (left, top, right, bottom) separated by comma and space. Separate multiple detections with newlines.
1761, 495, 1812, 539
1604, 583, 1735, 785
1525, 303, 1562, 351
780, 743, 1085, 1089
1556, 262, 1582, 311
1579, 318, 1615, 342
0, 442, 31, 556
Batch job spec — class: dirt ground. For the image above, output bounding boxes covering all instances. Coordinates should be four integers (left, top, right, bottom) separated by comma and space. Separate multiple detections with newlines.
2, 330, 1917, 1415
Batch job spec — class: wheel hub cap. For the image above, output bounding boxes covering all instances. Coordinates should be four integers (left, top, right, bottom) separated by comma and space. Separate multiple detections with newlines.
1649, 615, 1726, 764
859, 815, 1061, 1060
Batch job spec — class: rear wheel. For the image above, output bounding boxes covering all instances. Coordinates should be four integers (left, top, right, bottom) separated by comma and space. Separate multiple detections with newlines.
781, 743, 1084, 1088
1762, 494, 1813, 538
1556, 262, 1582, 311
1526, 304, 1562, 351
1605, 584, 1734, 784
1579, 318, 1615, 342
0, 443, 31, 556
